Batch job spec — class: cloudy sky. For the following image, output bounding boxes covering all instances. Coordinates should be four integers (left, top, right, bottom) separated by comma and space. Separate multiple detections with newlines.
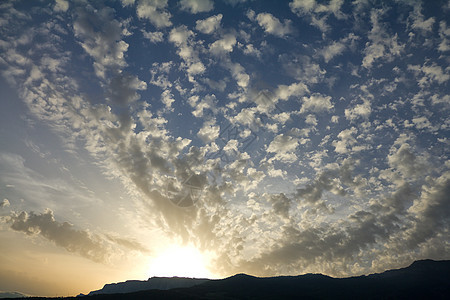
1, 0, 449, 296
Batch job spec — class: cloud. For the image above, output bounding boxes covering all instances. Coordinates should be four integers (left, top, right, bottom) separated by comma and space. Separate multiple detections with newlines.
161, 89, 175, 110
53, 0, 69, 12
269, 193, 291, 219
137, 0, 172, 28
438, 21, 450, 52
228, 62, 250, 88
196, 14, 222, 34
408, 63, 450, 87
320, 41, 346, 63
169, 25, 206, 78
197, 121, 220, 143
242, 44, 261, 57
73, 4, 129, 78
8, 209, 111, 262
362, 8, 404, 69
275, 82, 309, 101
180, 0, 214, 14
121, 0, 135, 6
387, 137, 426, 179
345, 99, 371, 121
107, 73, 147, 105
1, 199, 10, 208
267, 134, 299, 163
332, 127, 357, 154
289, 0, 345, 32
408, 2, 435, 33
209, 34, 237, 55
300, 93, 333, 113
255, 13, 292, 37
280, 54, 326, 84
405, 172, 450, 248
142, 30, 164, 43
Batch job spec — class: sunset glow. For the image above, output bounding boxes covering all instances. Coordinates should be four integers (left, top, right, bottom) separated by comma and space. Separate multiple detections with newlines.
147, 245, 214, 279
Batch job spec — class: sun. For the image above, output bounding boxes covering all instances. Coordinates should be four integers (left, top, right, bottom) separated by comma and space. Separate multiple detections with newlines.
147, 245, 215, 279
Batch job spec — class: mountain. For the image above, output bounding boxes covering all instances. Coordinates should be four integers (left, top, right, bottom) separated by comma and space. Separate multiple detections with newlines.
6, 260, 450, 299
85, 277, 209, 296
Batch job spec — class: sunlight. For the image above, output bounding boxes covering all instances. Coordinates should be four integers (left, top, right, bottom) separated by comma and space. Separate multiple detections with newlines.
147, 245, 214, 279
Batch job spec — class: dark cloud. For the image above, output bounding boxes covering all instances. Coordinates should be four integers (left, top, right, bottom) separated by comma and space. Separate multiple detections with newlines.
107, 73, 147, 105
8, 209, 110, 262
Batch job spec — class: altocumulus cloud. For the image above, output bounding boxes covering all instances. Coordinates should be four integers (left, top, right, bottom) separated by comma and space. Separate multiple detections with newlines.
5, 209, 148, 263
0, 0, 449, 279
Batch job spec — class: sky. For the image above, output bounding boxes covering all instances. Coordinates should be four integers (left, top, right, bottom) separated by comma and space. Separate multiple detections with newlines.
0, 0, 449, 297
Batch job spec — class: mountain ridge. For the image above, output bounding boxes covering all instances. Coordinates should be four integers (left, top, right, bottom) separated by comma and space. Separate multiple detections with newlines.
4, 259, 449, 299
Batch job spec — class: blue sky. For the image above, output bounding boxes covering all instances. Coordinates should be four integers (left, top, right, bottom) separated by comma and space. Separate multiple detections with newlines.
0, 0, 449, 296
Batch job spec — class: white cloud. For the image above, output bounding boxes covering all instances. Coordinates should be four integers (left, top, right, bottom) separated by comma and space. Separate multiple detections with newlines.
180, 0, 214, 13
149, 61, 173, 89
202, 78, 227, 91
137, 0, 172, 28
289, 0, 345, 32
362, 9, 404, 69
289, 0, 316, 14
320, 41, 346, 63
187, 61, 206, 75
242, 44, 261, 57
53, 0, 69, 12
332, 127, 357, 154
276, 82, 309, 101
300, 93, 333, 113
196, 14, 222, 34
280, 54, 326, 84
431, 94, 450, 106
412, 116, 434, 131
387, 139, 425, 179
408, 63, 450, 87
169, 26, 206, 78
345, 99, 371, 121
142, 30, 164, 43
267, 134, 299, 162
73, 5, 129, 78
228, 62, 249, 88
438, 21, 450, 52
255, 13, 292, 37
197, 121, 220, 143
161, 89, 175, 110
169, 25, 193, 45
209, 34, 237, 55
188, 94, 217, 117
1, 198, 10, 208
121, 0, 135, 6
305, 114, 317, 126
408, 2, 435, 33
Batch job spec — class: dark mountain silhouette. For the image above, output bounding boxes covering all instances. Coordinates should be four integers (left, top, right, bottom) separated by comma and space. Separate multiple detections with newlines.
86, 277, 209, 296
5, 259, 450, 299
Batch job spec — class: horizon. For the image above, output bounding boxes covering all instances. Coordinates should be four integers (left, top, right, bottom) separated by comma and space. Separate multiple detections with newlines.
0, 0, 449, 297
4, 259, 447, 298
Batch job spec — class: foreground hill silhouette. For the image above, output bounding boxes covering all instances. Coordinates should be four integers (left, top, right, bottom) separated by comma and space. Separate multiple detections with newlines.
8, 259, 450, 299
